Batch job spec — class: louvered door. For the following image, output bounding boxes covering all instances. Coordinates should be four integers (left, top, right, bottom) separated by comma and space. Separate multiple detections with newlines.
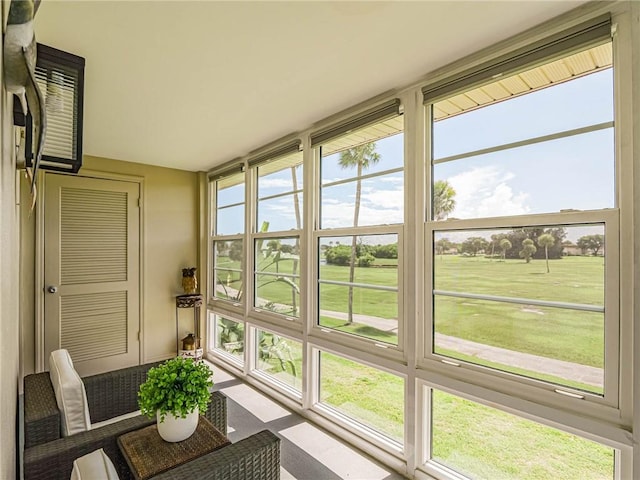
44, 174, 140, 376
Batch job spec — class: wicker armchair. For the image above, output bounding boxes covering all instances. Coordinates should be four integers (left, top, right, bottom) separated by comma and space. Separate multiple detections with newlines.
151, 429, 280, 480
22, 362, 227, 480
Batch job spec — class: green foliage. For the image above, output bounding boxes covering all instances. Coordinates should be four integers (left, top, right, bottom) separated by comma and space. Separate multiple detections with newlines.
372, 243, 397, 258
325, 245, 353, 265
519, 238, 537, 263
537, 233, 555, 248
138, 357, 213, 421
577, 234, 604, 256
228, 240, 243, 262
258, 332, 298, 380
338, 143, 381, 171
538, 233, 555, 273
357, 253, 376, 267
433, 179, 457, 220
218, 318, 243, 345
503, 227, 566, 260
436, 238, 453, 255
325, 244, 397, 267
460, 237, 489, 256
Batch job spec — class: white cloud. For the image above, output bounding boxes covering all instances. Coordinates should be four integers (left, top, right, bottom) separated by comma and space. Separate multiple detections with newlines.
259, 178, 293, 189
361, 187, 403, 212
448, 166, 530, 219
321, 185, 403, 228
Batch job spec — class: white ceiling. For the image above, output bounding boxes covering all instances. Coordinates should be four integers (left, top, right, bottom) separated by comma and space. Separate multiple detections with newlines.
34, 1, 587, 172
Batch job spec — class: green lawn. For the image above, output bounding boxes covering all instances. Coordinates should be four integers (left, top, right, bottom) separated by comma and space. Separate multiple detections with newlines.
213, 254, 612, 477
434, 254, 604, 305
432, 390, 613, 479
320, 351, 404, 443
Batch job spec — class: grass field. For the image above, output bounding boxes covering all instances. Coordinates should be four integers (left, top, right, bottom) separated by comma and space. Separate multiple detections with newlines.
213, 253, 612, 476
320, 351, 404, 443
434, 254, 604, 305
432, 389, 614, 479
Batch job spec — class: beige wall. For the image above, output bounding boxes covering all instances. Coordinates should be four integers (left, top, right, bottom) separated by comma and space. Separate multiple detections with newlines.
20, 155, 202, 377
1, 2, 20, 478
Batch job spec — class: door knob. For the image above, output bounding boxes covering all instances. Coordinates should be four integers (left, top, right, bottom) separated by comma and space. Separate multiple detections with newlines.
47, 286, 58, 294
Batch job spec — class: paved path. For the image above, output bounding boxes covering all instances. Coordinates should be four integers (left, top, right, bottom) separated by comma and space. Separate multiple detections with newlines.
223, 285, 603, 388
320, 309, 603, 388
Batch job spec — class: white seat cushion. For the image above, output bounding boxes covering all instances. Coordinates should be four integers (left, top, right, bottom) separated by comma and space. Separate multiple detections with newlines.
91, 410, 141, 430
49, 349, 91, 436
70, 448, 119, 480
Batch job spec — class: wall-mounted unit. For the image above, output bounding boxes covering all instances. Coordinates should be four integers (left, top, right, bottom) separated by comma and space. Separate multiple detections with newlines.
15, 44, 85, 174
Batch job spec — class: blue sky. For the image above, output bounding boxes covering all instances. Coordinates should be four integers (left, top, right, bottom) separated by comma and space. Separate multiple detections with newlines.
217, 68, 614, 243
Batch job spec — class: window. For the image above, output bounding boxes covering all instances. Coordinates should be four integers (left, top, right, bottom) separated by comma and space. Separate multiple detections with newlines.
426, 387, 615, 479
318, 234, 399, 345
209, 313, 245, 364
425, 37, 617, 405
252, 145, 303, 321
253, 327, 303, 394
317, 350, 404, 446
205, 11, 635, 479
313, 101, 404, 350
211, 168, 246, 307
433, 223, 608, 395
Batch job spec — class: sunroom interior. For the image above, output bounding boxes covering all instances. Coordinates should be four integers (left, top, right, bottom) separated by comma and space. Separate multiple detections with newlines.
2, 1, 640, 479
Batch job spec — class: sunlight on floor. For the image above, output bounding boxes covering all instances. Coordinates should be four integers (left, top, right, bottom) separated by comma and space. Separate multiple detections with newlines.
279, 423, 394, 480
222, 383, 293, 424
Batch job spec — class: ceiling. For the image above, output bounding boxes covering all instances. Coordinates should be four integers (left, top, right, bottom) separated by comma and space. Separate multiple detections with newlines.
34, 1, 588, 172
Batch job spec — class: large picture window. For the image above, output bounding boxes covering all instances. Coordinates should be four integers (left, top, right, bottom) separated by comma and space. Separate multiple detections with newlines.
425, 38, 617, 405
313, 103, 404, 351
205, 11, 634, 479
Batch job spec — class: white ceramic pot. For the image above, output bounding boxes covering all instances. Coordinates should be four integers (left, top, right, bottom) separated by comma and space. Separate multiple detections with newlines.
156, 407, 199, 442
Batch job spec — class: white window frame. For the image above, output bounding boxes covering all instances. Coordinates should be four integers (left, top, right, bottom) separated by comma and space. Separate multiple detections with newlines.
201, 4, 638, 479
246, 145, 306, 330
208, 168, 247, 315
419, 32, 623, 422
310, 111, 406, 362
310, 226, 405, 362
249, 324, 304, 402
309, 343, 407, 456
415, 377, 630, 480
422, 210, 620, 414
208, 311, 246, 369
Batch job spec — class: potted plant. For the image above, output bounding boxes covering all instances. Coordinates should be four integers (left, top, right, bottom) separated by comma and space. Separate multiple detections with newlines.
138, 357, 213, 442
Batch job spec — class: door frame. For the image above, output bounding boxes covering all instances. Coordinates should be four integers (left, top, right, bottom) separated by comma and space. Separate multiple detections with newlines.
35, 169, 145, 372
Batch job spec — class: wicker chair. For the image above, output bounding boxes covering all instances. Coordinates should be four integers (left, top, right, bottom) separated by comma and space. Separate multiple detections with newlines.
22, 362, 228, 480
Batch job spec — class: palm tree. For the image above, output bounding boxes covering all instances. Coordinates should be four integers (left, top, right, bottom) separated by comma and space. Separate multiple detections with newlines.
499, 238, 512, 262
338, 143, 381, 324
519, 238, 537, 263
537, 233, 555, 273
433, 180, 456, 220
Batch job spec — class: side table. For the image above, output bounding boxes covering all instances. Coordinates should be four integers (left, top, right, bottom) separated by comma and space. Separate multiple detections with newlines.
175, 294, 203, 360
117, 416, 230, 480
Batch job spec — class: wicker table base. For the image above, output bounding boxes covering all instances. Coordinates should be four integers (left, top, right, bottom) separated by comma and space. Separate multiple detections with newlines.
118, 416, 230, 480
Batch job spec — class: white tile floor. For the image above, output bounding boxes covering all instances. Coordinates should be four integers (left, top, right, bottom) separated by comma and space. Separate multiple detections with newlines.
209, 363, 406, 480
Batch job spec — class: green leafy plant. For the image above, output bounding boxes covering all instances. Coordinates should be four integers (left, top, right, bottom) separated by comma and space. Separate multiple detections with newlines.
138, 357, 213, 421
